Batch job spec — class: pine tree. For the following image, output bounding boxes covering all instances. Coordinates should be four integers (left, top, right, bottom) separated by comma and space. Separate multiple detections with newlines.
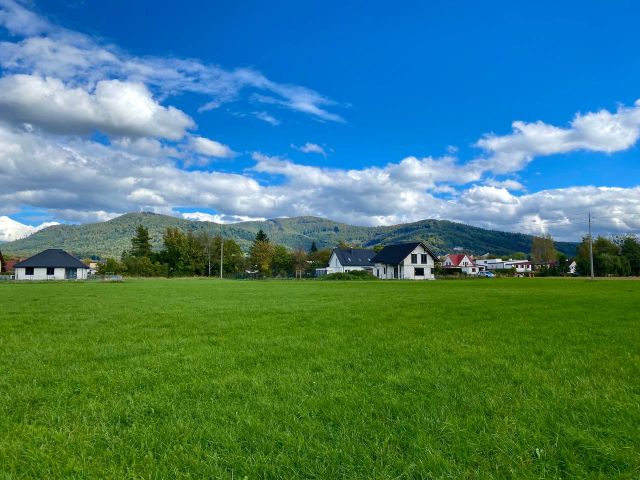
131, 225, 152, 258
309, 241, 318, 253
255, 229, 269, 242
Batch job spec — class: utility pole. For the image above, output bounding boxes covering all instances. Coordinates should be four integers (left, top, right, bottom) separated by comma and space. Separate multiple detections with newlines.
589, 211, 594, 279
207, 238, 211, 277
220, 229, 224, 279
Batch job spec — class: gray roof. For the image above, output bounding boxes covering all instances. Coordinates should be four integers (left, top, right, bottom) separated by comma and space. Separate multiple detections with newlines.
15, 249, 89, 269
333, 247, 376, 267
372, 242, 437, 265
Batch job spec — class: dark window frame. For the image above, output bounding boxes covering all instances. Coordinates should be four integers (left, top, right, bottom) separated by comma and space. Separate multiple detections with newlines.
411, 254, 418, 264
25, 267, 34, 275
415, 267, 425, 276
46, 267, 55, 276
421, 254, 427, 264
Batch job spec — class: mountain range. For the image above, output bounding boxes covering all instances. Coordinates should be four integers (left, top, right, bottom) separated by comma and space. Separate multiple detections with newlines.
0, 212, 578, 259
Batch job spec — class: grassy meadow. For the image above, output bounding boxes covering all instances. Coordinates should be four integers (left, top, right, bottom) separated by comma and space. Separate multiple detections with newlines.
0, 278, 639, 478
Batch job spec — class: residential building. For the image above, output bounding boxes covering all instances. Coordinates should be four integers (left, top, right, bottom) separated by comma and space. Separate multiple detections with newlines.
14, 249, 90, 280
475, 258, 533, 274
372, 242, 437, 280
315, 247, 376, 276
441, 253, 484, 275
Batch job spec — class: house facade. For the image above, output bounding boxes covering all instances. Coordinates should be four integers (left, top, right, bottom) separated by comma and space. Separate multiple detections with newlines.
372, 242, 437, 280
316, 247, 376, 276
441, 253, 484, 275
475, 258, 533, 274
14, 249, 90, 280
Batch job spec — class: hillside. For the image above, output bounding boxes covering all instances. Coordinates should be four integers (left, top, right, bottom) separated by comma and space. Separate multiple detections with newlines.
0, 212, 578, 258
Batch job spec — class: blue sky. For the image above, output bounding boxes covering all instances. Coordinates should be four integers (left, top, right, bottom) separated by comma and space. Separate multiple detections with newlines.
0, 0, 639, 242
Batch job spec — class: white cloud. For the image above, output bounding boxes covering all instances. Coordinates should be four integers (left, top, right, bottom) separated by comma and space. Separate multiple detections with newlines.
0, 2, 344, 123
292, 142, 328, 156
0, 74, 194, 139
0, 215, 58, 242
0, 123, 638, 241
182, 212, 265, 224
189, 136, 235, 158
476, 101, 640, 173
253, 111, 280, 125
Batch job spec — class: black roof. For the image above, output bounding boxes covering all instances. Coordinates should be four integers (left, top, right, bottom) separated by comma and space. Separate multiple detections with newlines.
15, 249, 89, 269
371, 242, 437, 264
333, 247, 377, 267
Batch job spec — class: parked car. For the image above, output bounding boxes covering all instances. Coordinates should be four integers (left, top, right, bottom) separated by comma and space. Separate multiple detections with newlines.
477, 271, 495, 278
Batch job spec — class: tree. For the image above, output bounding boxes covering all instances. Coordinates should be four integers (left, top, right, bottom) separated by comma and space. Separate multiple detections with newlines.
309, 241, 318, 253
292, 248, 308, 278
575, 235, 630, 277
307, 248, 331, 273
620, 236, 640, 276
97, 258, 124, 275
271, 244, 292, 277
131, 225, 153, 258
255, 229, 269, 242
161, 227, 188, 275
531, 234, 557, 263
250, 230, 274, 276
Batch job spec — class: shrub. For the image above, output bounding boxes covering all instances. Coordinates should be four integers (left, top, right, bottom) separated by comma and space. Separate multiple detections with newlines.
319, 270, 378, 281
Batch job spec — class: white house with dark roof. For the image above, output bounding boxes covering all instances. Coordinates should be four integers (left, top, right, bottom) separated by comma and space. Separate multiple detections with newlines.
372, 242, 438, 280
14, 249, 90, 280
316, 247, 377, 275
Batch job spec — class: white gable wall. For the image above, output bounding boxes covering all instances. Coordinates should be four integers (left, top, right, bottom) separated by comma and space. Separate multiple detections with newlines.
15, 267, 89, 280
374, 244, 436, 280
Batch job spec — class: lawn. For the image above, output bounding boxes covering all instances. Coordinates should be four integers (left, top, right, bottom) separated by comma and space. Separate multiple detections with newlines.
0, 278, 639, 479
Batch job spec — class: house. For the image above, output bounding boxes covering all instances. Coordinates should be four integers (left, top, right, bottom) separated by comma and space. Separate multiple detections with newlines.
568, 260, 577, 275
441, 253, 484, 275
475, 258, 533, 274
14, 249, 90, 280
372, 242, 438, 280
316, 247, 376, 276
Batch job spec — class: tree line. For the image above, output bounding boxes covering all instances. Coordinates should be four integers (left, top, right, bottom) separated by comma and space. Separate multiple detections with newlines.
575, 235, 640, 277
531, 233, 640, 276
97, 226, 331, 277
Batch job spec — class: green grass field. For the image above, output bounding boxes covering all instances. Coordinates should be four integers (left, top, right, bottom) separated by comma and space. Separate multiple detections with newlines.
1, 278, 639, 479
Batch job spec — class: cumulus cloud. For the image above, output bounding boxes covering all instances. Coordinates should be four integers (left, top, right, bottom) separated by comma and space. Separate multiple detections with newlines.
476, 102, 640, 173
0, 121, 639, 241
0, 215, 57, 242
189, 136, 236, 158
292, 142, 328, 156
0, 2, 344, 123
0, 74, 194, 139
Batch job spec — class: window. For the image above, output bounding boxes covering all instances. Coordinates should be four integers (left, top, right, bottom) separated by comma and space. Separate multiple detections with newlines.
421, 254, 427, 264
411, 254, 417, 264
46, 267, 55, 276
25, 267, 34, 275
430, 268, 435, 274
415, 267, 424, 276
65, 268, 77, 280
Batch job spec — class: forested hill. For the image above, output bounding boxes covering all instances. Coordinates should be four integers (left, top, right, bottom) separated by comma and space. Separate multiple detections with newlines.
1, 212, 578, 258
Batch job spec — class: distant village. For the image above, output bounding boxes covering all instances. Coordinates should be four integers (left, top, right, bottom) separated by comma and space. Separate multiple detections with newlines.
3, 223, 616, 281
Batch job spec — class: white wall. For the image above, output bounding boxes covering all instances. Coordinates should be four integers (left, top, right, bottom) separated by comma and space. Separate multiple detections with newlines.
15, 267, 88, 280
375, 244, 436, 280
